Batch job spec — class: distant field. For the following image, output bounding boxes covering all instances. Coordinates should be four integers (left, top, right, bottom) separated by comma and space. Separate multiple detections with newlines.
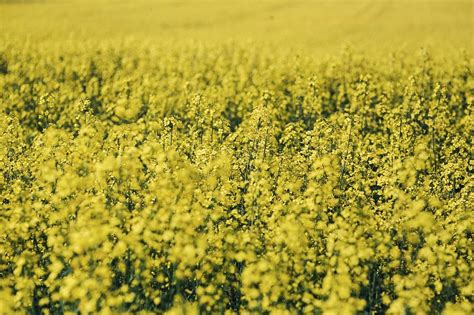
1, 0, 472, 53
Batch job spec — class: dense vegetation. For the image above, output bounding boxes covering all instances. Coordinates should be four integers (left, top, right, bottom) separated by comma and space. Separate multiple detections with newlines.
1, 1, 472, 314
1, 41, 472, 314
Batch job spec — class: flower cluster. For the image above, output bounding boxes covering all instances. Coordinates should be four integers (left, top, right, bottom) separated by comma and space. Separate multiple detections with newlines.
0, 40, 472, 314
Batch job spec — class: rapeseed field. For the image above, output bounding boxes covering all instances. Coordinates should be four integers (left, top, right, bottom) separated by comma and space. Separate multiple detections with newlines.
0, 1, 472, 314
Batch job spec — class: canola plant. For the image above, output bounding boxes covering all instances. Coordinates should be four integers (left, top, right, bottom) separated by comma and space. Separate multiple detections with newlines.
0, 1, 473, 314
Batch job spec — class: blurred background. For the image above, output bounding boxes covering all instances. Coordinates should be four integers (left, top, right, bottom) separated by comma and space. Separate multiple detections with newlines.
1, 0, 472, 53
